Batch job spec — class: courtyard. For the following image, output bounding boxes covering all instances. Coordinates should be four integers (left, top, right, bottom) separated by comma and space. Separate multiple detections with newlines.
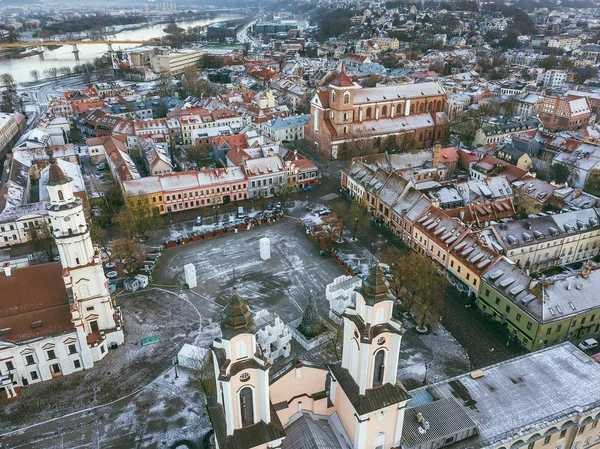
0, 216, 473, 448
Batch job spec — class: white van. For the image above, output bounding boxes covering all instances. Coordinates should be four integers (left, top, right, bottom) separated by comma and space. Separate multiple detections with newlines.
237, 206, 246, 219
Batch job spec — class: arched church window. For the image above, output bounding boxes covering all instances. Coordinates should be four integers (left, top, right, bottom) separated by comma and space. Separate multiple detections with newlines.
344, 92, 350, 104
382, 106, 387, 117
396, 104, 402, 114
366, 108, 372, 119
373, 349, 386, 387
343, 112, 348, 120
58, 190, 64, 201
240, 387, 254, 427
332, 91, 336, 103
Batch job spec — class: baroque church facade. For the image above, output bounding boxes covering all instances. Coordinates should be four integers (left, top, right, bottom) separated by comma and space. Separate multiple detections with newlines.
304, 67, 450, 161
0, 152, 124, 398
208, 265, 409, 449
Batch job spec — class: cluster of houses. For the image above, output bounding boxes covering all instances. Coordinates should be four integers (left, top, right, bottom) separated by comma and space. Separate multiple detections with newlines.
342, 144, 600, 352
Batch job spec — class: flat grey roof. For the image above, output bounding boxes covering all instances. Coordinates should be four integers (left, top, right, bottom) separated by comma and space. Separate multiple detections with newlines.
409, 343, 600, 449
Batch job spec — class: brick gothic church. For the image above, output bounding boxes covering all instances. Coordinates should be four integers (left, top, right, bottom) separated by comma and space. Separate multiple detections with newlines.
304, 66, 449, 161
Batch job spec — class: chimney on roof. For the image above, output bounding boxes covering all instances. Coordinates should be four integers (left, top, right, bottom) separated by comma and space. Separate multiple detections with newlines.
3, 262, 11, 277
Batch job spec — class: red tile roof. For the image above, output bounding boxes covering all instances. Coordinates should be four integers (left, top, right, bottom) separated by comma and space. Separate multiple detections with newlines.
330, 64, 354, 88
0, 262, 73, 343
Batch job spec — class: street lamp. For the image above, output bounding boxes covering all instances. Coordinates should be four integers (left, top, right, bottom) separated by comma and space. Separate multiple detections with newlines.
352, 217, 359, 241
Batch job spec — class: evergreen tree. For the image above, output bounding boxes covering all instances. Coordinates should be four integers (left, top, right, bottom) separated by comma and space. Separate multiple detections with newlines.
299, 291, 324, 338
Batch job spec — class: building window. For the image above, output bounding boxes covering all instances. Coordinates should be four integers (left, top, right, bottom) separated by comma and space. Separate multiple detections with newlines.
544, 436, 551, 445
6, 361, 14, 371
560, 429, 567, 438
382, 105, 387, 116
373, 349, 386, 387
47, 350, 56, 360
505, 305, 511, 314
366, 107, 372, 118
240, 387, 254, 427
527, 322, 532, 330
343, 92, 350, 104
58, 190, 64, 201
68, 344, 77, 355
74, 360, 81, 369
30, 371, 39, 380
516, 313, 521, 322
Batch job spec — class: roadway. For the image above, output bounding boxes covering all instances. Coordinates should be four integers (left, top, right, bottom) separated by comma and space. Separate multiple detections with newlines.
236, 17, 260, 52
18, 75, 88, 109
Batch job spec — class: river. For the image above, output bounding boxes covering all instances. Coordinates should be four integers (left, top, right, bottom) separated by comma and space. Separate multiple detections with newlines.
0, 15, 242, 83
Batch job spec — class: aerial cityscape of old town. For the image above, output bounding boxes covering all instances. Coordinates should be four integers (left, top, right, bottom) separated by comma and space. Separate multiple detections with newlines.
2, 0, 600, 447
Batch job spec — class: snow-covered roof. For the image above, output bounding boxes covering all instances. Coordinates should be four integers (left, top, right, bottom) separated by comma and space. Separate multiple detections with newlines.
39, 159, 85, 201
353, 81, 445, 104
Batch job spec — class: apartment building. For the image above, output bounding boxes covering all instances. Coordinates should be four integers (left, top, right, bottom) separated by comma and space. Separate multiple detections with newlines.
487, 209, 600, 273
412, 206, 470, 268
123, 167, 248, 215
0, 112, 25, 159
539, 96, 591, 132
479, 258, 600, 350
150, 49, 204, 75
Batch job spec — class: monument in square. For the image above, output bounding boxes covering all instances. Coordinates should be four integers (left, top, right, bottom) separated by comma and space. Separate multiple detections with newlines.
259, 237, 270, 260
184, 263, 197, 288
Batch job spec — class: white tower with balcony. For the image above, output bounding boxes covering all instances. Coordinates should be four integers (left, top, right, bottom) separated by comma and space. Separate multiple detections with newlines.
45, 151, 124, 362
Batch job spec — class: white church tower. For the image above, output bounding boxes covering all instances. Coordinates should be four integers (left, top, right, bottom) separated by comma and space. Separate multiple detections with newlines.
45, 151, 124, 362
329, 264, 409, 449
209, 288, 285, 448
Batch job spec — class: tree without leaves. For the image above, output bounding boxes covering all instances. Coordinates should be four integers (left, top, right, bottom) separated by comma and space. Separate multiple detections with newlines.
186, 145, 207, 169
156, 70, 173, 98
584, 169, 600, 196
551, 163, 576, 185
82, 71, 93, 88
1, 73, 15, 91
43, 67, 58, 80
58, 66, 72, 77
349, 196, 370, 240
322, 324, 343, 361
29, 220, 56, 262
90, 221, 110, 260
188, 347, 215, 415
111, 238, 148, 275
342, 128, 374, 159
274, 182, 297, 208
114, 193, 161, 240
30, 70, 40, 83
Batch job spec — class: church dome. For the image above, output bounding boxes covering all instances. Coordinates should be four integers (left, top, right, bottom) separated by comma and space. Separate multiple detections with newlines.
360, 264, 395, 305
221, 287, 258, 338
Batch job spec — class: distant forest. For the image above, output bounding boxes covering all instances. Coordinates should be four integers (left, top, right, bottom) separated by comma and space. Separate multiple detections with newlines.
39, 15, 148, 38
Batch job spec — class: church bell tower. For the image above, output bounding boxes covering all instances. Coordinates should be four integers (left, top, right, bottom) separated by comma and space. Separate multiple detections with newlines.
209, 288, 285, 448
45, 151, 124, 362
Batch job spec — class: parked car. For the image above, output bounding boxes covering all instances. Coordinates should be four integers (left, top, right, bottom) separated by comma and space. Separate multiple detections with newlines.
96, 162, 107, 171
579, 338, 598, 351
304, 186, 313, 191
195, 216, 203, 226
237, 206, 246, 219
